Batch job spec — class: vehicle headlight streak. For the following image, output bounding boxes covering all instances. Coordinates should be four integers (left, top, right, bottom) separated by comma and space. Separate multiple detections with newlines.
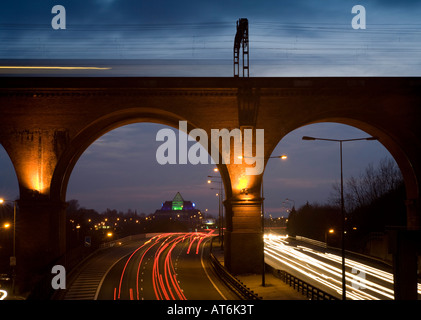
265, 243, 384, 300
264, 235, 420, 300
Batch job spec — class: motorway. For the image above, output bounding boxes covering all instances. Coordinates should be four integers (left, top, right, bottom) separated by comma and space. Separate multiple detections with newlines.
264, 234, 421, 300
60, 231, 421, 301
93, 231, 236, 300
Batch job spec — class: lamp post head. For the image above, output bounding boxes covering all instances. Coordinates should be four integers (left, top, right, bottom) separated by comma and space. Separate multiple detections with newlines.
302, 136, 316, 141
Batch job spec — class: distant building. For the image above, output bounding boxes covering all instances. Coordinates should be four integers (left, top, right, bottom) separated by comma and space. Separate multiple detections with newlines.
153, 192, 202, 225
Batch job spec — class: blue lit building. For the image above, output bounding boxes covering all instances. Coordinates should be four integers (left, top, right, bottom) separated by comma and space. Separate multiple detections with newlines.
153, 192, 202, 224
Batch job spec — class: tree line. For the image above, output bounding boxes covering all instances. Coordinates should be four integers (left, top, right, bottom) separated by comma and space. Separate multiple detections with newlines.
287, 157, 406, 252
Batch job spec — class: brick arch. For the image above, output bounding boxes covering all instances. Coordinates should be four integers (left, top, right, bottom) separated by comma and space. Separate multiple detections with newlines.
1, 76, 420, 297
50, 107, 233, 205
264, 117, 419, 229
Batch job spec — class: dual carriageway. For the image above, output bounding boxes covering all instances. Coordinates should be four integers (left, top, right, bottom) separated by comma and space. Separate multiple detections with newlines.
52, 231, 421, 301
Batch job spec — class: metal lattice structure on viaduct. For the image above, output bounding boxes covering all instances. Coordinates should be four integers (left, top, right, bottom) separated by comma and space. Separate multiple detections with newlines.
0, 76, 420, 299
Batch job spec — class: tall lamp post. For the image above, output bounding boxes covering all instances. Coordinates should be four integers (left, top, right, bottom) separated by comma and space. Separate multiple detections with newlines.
282, 198, 295, 213
0, 198, 17, 294
261, 154, 288, 286
208, 172, 224, 246
302, 135, 378, 300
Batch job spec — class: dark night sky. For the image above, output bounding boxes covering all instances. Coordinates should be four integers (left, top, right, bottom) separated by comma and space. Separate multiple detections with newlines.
0, 0, 420, 216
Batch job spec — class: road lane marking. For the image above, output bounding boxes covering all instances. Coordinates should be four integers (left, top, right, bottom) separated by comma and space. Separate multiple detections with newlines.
200, 238, 227, 300
94, 251, 133, 300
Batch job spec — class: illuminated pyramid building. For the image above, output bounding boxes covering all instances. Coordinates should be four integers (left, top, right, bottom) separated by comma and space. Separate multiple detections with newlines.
153, 192, 202, 223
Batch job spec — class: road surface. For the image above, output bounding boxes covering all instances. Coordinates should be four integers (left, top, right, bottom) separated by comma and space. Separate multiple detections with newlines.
264, 234, 421, 300
65, 231, 237, 300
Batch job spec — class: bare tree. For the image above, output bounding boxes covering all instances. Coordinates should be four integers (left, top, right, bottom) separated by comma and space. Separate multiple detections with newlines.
329, 157, 403, 212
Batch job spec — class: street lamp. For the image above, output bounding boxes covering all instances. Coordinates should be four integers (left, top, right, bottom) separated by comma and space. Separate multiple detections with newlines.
302, 135, 378, 300
282, 198, 295, 213
261, 154, 288, 286
285, 198, 295, 206
210, 187, 221, 231
208, 174, 224, 246
0, 198, 17, 294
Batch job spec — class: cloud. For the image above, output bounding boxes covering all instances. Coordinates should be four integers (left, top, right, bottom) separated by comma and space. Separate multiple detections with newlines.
2, 0, 421, 66
66, 122, 218, 213
371, 0, 421, 8
269, 177, 335, 189
68, 168, 217, 214
0, 1, 413, 214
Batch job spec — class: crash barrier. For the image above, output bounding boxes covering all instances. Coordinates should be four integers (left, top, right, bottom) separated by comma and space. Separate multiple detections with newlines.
274, 269, 338, 300
209, 253, 262, 300
32, 233, 160, 299
209, 237, 261, 300
295, 235, 327, 248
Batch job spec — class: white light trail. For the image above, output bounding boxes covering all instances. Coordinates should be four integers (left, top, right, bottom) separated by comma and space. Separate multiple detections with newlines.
0, 66, 111, 70
264, 234, 421, 300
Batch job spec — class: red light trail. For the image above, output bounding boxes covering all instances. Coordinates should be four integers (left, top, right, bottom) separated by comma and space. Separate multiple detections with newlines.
114, 230, 215, 300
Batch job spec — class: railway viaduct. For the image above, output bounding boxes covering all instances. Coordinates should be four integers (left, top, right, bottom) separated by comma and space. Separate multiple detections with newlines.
0, 76, 420, 299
